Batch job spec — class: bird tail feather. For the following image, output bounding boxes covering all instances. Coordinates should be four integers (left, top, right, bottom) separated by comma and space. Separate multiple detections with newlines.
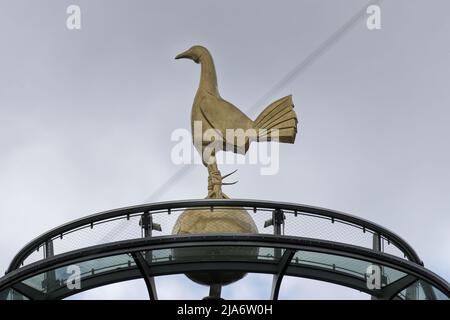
254, 95, 298, 143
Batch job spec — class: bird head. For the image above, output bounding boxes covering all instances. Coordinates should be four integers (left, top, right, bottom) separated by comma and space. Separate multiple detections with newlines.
175, 45, 207, 64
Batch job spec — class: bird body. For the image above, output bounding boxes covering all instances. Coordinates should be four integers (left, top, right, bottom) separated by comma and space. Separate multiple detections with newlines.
175, 45, 298, 198
192, 91, 254, 154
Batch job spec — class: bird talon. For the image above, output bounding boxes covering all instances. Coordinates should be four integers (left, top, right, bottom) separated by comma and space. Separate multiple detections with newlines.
220, 169, 238, 186
221, 169, 238, 180
222, 180, 238, 186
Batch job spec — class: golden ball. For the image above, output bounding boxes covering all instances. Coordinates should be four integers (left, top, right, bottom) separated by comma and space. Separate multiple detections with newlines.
172, 206, 258, 286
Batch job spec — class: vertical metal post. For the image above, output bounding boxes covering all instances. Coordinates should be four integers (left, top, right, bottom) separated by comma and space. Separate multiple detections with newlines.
43, 240, 57, 294
208, 284, 222, 299
142, 212, 155, 280
272, 209, 285, 260
371, 233, 386, 300
141, 211, 152, 238
372, 233, 381, 251
139, 211, 160, 300
265, 209, 285, 299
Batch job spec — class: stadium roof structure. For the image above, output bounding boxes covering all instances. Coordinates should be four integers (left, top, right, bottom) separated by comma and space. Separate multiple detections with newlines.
0, 199, 448, 300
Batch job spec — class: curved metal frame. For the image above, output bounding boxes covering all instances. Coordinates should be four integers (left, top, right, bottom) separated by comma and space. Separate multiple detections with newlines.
1, 234, 448, 300
7, 199, 422, 273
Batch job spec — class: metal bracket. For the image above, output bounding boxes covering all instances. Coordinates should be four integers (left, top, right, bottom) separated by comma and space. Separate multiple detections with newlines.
139, 211, 162, 237
264, 209, 285, 235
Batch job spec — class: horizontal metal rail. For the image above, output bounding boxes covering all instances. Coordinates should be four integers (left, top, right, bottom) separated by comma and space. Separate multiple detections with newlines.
6, 199, 422, 273
0, 234, 447, 300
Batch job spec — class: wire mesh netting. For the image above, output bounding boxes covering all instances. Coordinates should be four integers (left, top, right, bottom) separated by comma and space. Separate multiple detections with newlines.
14, 203, 414, 270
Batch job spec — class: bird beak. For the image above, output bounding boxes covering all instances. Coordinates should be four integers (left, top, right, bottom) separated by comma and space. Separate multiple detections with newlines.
175, 50, 191, 60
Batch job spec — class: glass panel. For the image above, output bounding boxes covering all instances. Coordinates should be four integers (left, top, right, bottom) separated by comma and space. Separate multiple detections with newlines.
397, 280, 449, 300
432, 286, 450, 300
6, 245, 445, 300
14, 246, 279, 298
21, 254, 136, 294
146, 246, 282, 264
22, 273, 46, 292
291, 250, 407, 286
0, 288, 29, 300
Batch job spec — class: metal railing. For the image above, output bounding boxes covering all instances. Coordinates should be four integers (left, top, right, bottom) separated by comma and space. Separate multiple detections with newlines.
6, 199, 422, 273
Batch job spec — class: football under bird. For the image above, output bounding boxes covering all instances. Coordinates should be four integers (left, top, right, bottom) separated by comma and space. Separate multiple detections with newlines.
175, 45, 298, 198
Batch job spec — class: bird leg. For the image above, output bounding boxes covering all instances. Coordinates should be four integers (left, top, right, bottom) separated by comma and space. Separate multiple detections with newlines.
207, 162, 225, 198
207, 163, 239, 199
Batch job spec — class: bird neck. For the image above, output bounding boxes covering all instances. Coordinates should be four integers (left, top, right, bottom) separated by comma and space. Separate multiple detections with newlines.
199, 52, 219, 96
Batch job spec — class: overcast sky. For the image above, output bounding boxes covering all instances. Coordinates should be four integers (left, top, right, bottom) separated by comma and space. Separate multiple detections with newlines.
0, 0, 449, 299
